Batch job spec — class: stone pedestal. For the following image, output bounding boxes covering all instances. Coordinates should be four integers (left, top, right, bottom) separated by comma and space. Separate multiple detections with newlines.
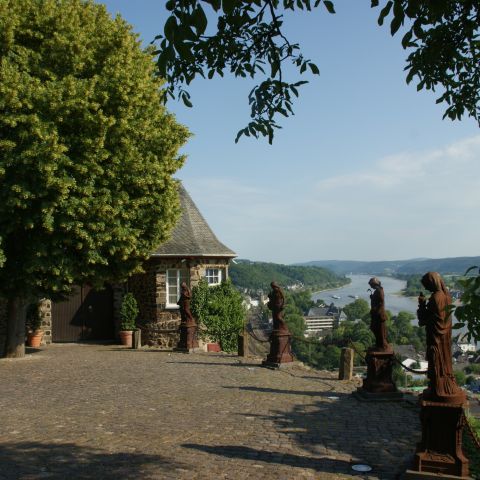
405, 395, 469, 479
262, 330, 293, 368
356, 349, 403, 400
363, 349, 397, 393
175, 322, 198, 352
339, 347, 354, 380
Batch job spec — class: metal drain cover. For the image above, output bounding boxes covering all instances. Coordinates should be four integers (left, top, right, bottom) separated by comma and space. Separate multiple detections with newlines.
351, 464, 372, 472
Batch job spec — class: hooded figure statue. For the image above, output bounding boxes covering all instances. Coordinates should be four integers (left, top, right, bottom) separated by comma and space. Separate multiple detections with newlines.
418, 272, 463, 401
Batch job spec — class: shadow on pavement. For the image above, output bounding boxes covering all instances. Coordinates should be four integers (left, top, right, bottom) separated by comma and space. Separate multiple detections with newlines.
188, 385, 420, 479
165, 361, 262, 368
223, 385, 348, 397
0, 441, 185, 480
182, 443, 354, 473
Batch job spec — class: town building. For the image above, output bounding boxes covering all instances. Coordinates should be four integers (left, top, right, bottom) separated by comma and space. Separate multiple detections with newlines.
303, 303, 346, 337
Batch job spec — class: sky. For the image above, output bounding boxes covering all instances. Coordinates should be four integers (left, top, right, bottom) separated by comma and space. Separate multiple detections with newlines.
101, 0, 480, 264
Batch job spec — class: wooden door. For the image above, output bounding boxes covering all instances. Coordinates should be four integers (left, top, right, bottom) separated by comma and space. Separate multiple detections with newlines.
52, 285, 114, 342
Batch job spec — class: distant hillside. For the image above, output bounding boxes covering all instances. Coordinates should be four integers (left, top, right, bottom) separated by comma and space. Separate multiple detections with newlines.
229, 260, 350, 291
299, 256, 480, 276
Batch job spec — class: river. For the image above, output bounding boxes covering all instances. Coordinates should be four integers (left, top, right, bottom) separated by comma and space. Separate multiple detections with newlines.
311, 274, 419, 316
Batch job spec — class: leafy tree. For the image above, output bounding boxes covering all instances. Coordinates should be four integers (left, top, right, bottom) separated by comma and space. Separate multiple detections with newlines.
285, 290, 314, 315
454, 267, 480, 341
191, 279, 246, 352
342, 299, 370, 322
0, 0, 189, 357
155, 1, 480, 143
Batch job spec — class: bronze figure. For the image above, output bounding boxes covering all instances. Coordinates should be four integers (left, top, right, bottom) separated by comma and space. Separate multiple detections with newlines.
368, 277, 390, 351
263, 282, 293, 366
176, 282, 198, 351
417, 271, 463, 401
267, 281, 289, 333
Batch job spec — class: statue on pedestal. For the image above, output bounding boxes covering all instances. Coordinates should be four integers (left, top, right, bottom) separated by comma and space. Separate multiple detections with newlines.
406, 272, 468, 478
263, 282, 293, 366
356, 278, 399, 398
368, 277, 390, 352
417, 271, 464, 402
176, 282, 198, 351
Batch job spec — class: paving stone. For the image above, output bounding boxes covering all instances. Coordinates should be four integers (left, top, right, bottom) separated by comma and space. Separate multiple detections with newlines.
0, 344, 421, 479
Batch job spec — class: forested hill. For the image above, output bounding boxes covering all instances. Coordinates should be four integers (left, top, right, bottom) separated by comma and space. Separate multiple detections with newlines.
299, 256, 480, 276
229, 260, 350, 291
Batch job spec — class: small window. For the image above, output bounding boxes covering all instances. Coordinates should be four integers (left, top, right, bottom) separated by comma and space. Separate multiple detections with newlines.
166, 269, 189, 308
205, 268, 222, 286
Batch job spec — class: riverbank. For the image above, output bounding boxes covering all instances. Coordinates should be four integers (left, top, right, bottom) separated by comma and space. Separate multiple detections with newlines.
311, 274, 419, 316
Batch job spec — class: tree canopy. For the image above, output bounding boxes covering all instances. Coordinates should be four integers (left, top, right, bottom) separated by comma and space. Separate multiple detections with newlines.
155, 0, 480, 143
0, 0, 189, 356
342, 298, 370, 322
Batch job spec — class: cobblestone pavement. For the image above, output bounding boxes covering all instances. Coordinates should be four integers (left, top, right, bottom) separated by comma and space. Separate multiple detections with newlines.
0, 344, 421, 480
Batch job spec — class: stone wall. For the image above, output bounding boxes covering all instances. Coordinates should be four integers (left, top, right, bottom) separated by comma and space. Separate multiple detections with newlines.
39, 299, 52, 345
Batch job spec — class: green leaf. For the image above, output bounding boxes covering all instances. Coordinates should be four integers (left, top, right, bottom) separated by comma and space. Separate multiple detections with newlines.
323, 1, 335, 14
164, 16, 177, 42
378, 1, 393, 26
192, 5, 208, 35
309, 62, 320, 75
222, 0, 237, 15
181, 93, 193, 107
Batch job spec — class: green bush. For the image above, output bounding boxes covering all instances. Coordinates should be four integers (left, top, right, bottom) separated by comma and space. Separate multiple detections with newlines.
120, 293, 138, 331
192, 279, 246, 352
465, 364, 480, 375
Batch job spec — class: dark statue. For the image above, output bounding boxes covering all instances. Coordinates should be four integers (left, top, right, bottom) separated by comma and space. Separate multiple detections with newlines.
176, 281, 198, 351
267, 281, 288, 333
177, 282, 194, 325
356, 277, 398, 396
263, 282, 293, 366
417, 271, 464, 402
407, 272, 468, 478
368, 277, 390, 351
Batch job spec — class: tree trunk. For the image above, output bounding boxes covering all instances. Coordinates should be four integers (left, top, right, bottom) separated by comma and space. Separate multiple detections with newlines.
4, 297, 26, 358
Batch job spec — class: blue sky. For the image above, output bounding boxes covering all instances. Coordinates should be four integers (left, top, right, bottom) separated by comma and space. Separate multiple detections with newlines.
102, 0, 480, 264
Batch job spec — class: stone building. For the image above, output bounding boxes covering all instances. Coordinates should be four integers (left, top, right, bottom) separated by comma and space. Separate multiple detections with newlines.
126, 183, 236, 348
0, 184, 236, 353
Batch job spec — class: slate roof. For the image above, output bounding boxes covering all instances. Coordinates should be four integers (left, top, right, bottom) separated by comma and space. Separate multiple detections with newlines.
151, 183, 236, 258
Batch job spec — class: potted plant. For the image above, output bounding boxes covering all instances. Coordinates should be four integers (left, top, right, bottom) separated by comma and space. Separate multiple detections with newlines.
119, 293, 138, 347
26, 302, 43, 348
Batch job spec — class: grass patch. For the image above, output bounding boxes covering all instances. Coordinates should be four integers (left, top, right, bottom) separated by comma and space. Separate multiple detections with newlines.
465, 416, 480, 479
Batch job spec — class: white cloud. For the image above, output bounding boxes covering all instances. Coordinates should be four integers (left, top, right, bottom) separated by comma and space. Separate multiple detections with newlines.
181, 135, 480, 263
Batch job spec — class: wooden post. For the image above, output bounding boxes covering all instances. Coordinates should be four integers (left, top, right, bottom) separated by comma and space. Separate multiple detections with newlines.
338, 347, 354, 380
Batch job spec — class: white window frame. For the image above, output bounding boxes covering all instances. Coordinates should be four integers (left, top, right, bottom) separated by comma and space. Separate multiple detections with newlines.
166, 269, 189, 308
205, 268, 222, 286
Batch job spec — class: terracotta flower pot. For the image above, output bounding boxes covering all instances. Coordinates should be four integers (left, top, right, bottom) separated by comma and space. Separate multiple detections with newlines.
27, 330, 44, 348
207, 343, 221, 352
119, 330, 133, 348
